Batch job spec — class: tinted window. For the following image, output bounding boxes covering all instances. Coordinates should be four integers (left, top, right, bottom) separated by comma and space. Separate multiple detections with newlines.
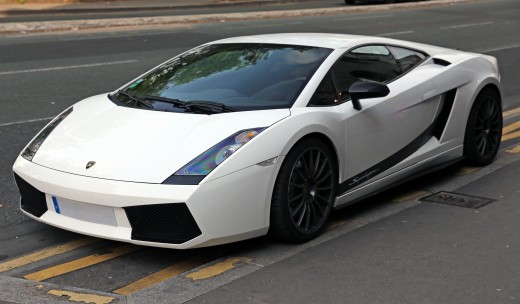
309, 73, 338, 106
387, 46, 426, 73
333, 45, 402, 93
309, 45, 403, 105
113, 43, 332, 111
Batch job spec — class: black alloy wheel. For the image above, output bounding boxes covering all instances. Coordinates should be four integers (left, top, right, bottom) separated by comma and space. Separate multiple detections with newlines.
270, 138, 337, 242
464, 89, 502, 166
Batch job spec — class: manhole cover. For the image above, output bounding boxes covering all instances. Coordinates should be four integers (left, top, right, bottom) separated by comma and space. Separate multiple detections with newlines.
420, 191, 495, 209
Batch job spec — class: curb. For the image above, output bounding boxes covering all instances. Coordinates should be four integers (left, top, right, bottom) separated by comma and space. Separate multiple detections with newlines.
0, 0, 482, 35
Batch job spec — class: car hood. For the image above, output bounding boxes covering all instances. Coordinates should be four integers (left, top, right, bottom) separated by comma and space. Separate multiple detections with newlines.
32, 94, 290, 183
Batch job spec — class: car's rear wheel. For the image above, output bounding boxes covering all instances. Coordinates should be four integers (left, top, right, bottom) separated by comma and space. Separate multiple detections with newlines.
463, 89, 502, 166
270, 138, 337, 243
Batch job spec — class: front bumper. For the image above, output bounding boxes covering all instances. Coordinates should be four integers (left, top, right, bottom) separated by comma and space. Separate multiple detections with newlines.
12, 156, 283, 249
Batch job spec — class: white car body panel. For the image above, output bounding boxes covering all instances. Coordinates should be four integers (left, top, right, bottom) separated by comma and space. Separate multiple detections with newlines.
13, 33, 501, 248
32, 95, 289, 183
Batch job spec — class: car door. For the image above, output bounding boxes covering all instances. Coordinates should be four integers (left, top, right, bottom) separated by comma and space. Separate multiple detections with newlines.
311, 45, 440, 195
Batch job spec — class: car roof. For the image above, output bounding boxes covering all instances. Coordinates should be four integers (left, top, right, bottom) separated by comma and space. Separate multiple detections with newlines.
210, 33, 369, 49
209, 33, 454, 55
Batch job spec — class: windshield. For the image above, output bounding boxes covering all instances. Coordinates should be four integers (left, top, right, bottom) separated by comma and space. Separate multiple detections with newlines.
110, 43, 332, 112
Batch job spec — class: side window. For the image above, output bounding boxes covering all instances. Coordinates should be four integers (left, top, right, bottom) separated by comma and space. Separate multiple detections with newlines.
308, 45, 409, 107
387, 46, 426, 73
309, 73, 338, 106
332, 45, 402, 100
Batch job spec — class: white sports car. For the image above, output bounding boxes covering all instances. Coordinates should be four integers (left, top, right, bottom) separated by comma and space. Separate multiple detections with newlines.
13, 33, 502, 249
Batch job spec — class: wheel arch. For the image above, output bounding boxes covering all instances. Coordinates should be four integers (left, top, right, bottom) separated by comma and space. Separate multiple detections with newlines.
283, 132, 341, 185
478, 83, 502, 101
470, 77, 502, 109
463, 79, 503, 135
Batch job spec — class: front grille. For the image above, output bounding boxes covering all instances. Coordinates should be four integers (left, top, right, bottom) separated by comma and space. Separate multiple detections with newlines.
13, 173, 48, 218
124, 203, 202, 244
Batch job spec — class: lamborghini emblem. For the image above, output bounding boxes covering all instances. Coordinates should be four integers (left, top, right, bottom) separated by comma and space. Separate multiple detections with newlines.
86, 161, 96, 169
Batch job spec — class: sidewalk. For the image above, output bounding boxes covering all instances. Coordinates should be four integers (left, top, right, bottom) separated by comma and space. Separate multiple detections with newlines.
0, 0, 314, 16
184, 159, 520, 304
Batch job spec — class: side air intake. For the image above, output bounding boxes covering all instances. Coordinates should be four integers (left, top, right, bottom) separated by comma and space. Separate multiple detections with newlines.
433, 58, 451, 67
432, 89, 457, 140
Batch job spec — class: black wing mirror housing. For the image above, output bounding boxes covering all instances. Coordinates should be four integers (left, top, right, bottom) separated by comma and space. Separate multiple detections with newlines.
348, 81, 390, 111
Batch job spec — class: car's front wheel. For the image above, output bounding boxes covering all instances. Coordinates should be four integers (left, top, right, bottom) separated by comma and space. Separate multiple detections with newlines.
463, 88, 502, 166
269, 138, 337, 243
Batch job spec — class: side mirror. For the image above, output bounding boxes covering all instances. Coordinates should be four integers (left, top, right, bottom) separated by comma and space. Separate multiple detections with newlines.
348, 81, 390, 111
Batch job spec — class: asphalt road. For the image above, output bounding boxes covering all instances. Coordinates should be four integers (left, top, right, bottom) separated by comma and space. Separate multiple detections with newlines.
0, 0, 519, 303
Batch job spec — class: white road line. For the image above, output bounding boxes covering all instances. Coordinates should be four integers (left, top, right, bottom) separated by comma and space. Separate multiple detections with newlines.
0, 117, 53, 128
0, 59, 138, 76
440, 21, 493, 30
255, 21, 304, 27
332, 14, 394, 22
376, 30, 414, 37
481, 43, 520, 53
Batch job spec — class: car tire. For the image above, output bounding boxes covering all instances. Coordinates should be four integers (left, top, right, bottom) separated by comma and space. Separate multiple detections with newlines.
344, 0, 355, 4
384, 0, 395, 3
463, 89, 503, 166
269, 137, 337, 243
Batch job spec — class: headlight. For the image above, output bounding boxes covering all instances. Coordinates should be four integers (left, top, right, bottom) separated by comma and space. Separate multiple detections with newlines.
163, 127, 265, 185
21, 107, 73, 161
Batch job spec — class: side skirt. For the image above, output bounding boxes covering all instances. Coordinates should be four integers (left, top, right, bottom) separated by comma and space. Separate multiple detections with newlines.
333, 155, 463, 210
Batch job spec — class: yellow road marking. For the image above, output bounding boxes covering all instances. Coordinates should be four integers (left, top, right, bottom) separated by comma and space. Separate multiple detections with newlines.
0, 238, 98, 273
503, 107, 520, 118
502, 120, 520, 136
506, 145, 520, 154
24, 245, 139, 282
393, 190, 428, 202
113, 254, 212, 295
502, 130, 520, 142
47, 290, 114, 304
455, 166, 481, 176
186, 257, 252, 281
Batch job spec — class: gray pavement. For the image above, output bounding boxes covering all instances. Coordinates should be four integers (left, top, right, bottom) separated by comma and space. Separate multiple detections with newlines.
188, 160, 520, 304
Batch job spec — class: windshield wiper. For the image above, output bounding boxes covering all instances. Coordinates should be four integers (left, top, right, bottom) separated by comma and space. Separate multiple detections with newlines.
184, 100, 237, 114
117, 91, 153, 108
143, 95, 185, 107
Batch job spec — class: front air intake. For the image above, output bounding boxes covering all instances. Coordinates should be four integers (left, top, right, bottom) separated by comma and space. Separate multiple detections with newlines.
124, 203, 202, 244
14, 173, 48, 218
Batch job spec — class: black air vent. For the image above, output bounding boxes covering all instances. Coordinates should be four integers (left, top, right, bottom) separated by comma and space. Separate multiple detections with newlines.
124, 203, 202, 244
432, 89, 457, 139
14, 173, 48, 218
433, 58, 451, 67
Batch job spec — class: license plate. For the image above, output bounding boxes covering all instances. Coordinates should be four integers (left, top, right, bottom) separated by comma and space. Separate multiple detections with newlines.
51, 196, 117, 226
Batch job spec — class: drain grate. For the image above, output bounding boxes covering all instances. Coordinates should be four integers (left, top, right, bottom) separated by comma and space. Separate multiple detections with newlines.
420, 191, 495, 209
